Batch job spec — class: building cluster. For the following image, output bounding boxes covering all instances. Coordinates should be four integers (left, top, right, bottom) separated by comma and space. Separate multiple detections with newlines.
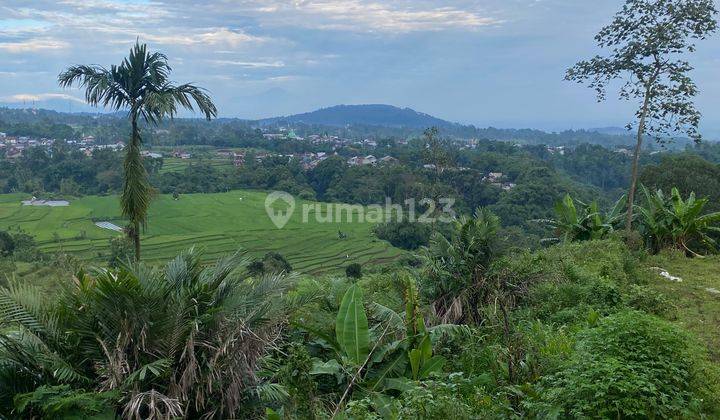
546, 145, 566, 155
347, 155, 398, 166
0, 133, 55, 159
482, 171, 516, 191
0, 132, 130, 159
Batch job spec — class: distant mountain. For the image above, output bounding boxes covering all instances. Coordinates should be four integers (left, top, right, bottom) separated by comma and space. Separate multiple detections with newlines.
258, 104, 457, 129
589, 126, 632, 136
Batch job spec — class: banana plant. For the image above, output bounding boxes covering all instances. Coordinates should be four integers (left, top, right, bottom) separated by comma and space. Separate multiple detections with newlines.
636, 185, 720, 255
305, 278, 461, 395
536, 194, 626, 243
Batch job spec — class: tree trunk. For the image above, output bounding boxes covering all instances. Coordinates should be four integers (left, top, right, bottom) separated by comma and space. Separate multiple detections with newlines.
133, 220, 140, 261
131, 116, 141, 261
625, 89, 652, 234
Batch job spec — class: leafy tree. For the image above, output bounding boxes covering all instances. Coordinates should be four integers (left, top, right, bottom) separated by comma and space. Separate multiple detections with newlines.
0, 231, 15, 257
566, 0, 717, 233
248, 252, 293, 276
374, 221, 432, 250
59, 178, 80, 197
422, 127, 450, 176
640, 154, 720, 212
58, 41, 217, 260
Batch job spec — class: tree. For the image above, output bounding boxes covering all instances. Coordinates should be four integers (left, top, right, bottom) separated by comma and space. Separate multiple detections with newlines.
640, 154, 720, 212
566, 0, 717, 233
422, 127, 449, 176
58, 42, 217, 260
0, 231, 15, 257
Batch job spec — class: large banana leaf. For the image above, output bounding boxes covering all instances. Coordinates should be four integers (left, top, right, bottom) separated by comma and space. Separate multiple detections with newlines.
336, 284, 369, 365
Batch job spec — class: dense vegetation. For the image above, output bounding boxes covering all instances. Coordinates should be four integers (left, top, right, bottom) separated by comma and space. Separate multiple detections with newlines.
2, 0, 720, 417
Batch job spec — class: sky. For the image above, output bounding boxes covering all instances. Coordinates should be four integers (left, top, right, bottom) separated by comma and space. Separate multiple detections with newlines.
1, 0, 719, 131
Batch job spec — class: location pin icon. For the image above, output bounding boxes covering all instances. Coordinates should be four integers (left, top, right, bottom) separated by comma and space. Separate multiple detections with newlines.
265, 191, 296, 229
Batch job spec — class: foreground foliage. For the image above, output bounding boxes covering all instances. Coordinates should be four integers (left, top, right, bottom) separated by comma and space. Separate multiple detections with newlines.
636, 185, 720, 255
537, 193, 626, 243
0, 248, 292, 418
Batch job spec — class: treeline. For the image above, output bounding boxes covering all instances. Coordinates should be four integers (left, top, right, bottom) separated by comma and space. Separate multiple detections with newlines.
0, 106, 689, 148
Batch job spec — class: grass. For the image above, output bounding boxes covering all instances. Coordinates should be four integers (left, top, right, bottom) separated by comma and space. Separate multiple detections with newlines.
644, 251, 720, 361
0, 191, 405, 275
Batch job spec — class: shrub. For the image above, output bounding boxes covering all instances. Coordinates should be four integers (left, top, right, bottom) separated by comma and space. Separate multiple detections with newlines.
345, 263, 362, 279
526, 269, 621, 325
14, 385, 117, 419
344, 375, 498, 419
249, 252, 293, 276
107, 236, 133, 268
532, 310, 720, 418
263, 252, 292, 274
277, 343, 317, 419
623, 284, 677, 318
373, 220, 432, 250
0, 231, 15, 257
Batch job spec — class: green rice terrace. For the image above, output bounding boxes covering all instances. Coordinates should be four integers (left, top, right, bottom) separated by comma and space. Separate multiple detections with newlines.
0, 191, 404, 274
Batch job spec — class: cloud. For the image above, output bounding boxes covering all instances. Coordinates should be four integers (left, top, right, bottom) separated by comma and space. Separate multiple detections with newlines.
0, 38, 69, 53
2, 93, 86, 103
209, 59, 285, 68
137, 28, 266, 47
237, 0, 502, 33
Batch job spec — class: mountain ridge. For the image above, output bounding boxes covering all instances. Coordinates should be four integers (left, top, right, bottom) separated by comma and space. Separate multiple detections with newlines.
257, 104, 460, 129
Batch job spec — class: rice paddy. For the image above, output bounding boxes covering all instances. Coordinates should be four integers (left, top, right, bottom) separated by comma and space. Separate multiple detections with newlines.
0, 191, 404, 274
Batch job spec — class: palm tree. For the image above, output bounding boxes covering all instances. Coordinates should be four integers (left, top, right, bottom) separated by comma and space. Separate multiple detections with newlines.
0, 248, 293, 418
58, 42, 217, 260
421, 207, 500, 324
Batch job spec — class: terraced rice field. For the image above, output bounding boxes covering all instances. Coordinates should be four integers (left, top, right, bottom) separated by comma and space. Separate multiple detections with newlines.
158, 157, 234, 174
0, 191, 404, 274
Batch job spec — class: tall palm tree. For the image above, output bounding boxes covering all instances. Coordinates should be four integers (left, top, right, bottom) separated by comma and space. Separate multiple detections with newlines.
58, 42, 217, 260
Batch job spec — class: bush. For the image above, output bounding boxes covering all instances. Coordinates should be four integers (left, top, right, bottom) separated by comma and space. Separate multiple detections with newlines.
526, 268, 621, 324
344, 375, 501, 419
623, 284, 677, 318
14, 385, 117, 419
0, 231, 15, 257
249, 252, 293, 276
107, 236, 133, 268
276, 343, 317, 419
532, 310, 720, 418
373, 221, 432, 250
345, 263, 362, 279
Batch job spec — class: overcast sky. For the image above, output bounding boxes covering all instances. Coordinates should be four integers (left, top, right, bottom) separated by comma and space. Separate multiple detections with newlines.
1, 0, 719, 131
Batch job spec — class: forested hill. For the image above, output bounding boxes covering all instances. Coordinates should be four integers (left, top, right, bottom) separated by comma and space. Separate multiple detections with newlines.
258, 104, 452, 128
255, 104, 648, 147
0, 105, 672, 148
